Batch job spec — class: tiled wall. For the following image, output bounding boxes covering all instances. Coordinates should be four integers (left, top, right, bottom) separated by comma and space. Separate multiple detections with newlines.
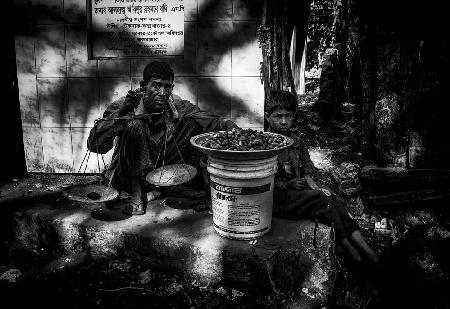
14, 0, 264, 173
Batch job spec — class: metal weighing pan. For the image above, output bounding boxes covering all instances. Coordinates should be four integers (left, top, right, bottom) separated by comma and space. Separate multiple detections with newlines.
63, 184, 119, 203
146, 164, 197, 187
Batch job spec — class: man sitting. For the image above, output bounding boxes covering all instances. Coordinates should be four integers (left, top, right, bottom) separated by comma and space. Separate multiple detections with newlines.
87, 61, 238, 215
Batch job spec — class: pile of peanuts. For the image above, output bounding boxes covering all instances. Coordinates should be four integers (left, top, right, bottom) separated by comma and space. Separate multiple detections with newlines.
199, 128, 290, 151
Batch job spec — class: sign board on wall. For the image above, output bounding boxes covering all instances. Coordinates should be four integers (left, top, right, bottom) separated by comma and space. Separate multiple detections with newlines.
87, 0, 185, 58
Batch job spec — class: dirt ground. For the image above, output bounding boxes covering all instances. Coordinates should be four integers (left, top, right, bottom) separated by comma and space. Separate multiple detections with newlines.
0, 249, 275, 309
295, 91, 450, 309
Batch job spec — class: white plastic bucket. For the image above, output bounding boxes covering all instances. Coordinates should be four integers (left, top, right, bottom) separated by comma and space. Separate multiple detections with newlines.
207, 156, 278, 240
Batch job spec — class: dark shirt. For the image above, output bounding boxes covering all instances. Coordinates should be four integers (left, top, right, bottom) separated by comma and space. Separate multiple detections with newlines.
88, 94, 236, 153
87, 94, 238, 185
274, 132, 315, 190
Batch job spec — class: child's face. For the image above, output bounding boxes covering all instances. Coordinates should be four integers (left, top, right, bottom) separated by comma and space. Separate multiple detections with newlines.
266, 108, 295, 133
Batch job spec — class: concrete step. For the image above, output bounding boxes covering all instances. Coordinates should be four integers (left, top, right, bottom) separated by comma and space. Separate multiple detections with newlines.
2, 175, 334, 308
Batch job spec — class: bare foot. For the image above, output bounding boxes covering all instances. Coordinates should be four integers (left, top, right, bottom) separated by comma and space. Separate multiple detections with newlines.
122, 200, 146, 215
350, 230, 381, 267
147, 191, 161, 201
341, 238, 364, 263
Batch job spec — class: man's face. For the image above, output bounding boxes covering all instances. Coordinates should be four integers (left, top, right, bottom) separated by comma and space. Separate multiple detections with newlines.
143, 77, 174, 113
267, 108, 295, 133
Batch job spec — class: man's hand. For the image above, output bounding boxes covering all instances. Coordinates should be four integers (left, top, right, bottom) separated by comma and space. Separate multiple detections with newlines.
118, 89, 143, 116
287, 177, 308, 190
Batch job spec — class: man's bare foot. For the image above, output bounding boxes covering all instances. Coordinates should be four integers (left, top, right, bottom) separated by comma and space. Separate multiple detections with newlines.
147, 191, 161, 201
341, 238, 364, 264
122, 178, 147, 215
163, 197, 182, 207
122, 200, 146, 215
349, 230, 381, 267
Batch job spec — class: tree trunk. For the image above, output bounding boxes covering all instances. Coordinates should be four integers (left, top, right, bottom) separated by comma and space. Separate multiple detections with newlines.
358, 4, 377, 164
290, 28, 306, 94
4, 0, 26, 180
366, 189, 450, 208
334, 0, 348, 117
315, 0, 348, 120
349, 47, 363, 120
261, 0, 271, 98
360, 166, 450, 192
288, 0, 310, 95
260, 0, 310, 103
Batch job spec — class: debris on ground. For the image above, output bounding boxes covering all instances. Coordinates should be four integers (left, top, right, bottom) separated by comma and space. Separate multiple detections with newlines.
374, 218, 391, 235
231, 289, 245, 300
0, 251, 276, 309
0, 269, 21, 283
138, 269, 152, 285
294, 92, 450, 308
216, 287, 227, 295
164, 282, 184, 295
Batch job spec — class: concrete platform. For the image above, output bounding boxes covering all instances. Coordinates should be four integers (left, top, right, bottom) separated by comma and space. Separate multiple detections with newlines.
1, 175, 334, 308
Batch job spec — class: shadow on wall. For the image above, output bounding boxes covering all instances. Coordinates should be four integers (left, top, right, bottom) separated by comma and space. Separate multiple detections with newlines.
13, 0, 264, 172
14, 0, 264, 126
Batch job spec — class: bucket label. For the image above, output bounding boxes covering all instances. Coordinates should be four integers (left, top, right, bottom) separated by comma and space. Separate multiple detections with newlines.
212, 201, 262, 227
210, 181, 271, 195
228, 205, 260, 226
211, 182, 272, 230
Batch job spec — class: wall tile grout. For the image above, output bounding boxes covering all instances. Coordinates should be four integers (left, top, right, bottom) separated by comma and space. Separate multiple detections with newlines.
18, 0, 264, 172
64, 21, 75, 171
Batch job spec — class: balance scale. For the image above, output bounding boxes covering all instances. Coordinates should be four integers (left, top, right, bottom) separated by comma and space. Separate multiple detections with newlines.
63, 113, 197, 203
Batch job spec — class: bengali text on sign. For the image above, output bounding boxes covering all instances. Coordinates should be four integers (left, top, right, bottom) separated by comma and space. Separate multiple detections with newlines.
89, 0, 185, 58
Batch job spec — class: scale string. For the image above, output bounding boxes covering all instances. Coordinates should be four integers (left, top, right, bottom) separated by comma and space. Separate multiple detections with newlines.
172, 132, 193, 179
148, 119, 192, 185
153, 126, 166, 169
101, 154, 106, 171
158, 125, 169, 184
70, 117, 106, 187
94, 123, 103, 185
75, 108, 195, 187
71, 150, 90, 186
82, 151, 92, 175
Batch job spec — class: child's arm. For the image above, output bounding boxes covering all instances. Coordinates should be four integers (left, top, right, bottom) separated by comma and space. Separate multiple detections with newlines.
304, 174, 320, 190
275, 176, 307, 191
297, 138, 331, 195
305, 174, 331, 196
297, 139, 316, 184
274, 179, 289, 191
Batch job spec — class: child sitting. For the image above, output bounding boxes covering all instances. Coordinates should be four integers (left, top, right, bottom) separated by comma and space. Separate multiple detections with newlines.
265, 90, 380, 267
